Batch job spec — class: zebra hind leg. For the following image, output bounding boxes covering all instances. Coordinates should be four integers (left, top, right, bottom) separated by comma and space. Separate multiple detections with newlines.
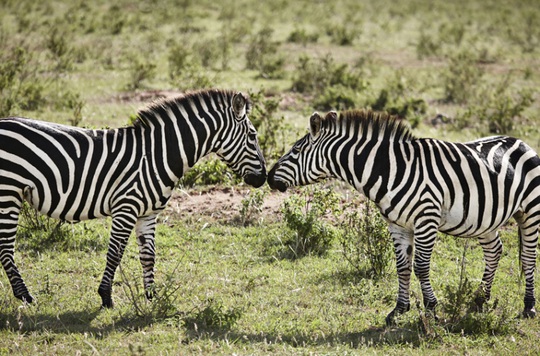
136, 214, 158, 301
98, 209, 138, 308
0, 201, 34, 303
474, 231, 502, 312
515, 210, 539, 318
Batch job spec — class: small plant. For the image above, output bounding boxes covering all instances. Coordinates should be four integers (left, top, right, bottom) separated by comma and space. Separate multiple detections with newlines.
326, 24, 358, 46
453, 75, 534, 134
291, 54, 369, 108
119, 262, 182, 321
184, 298, 242, 332
245, 27, 285, 79
339, 200, 392, 279
442, 50, 483, 104
126, 57, 156, 90
368, 70, 427, 127
17, 202, 68, 252
240, 188, 268, 226
168, 42, 214, 90
287, 28, 319, 46
280, 186, 342, 258
178, 158, 241, 188
248, 90, 288, 160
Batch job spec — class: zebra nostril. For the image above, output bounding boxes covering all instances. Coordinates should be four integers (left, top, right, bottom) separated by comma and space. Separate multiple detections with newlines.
244, 172, 266, 188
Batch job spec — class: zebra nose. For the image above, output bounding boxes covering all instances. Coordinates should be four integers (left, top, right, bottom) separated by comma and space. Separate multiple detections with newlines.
267, 165, 287, 192
244, 172, 266, 188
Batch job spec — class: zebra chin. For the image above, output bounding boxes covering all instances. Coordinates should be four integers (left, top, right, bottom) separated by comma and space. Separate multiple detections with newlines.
243, 172, 267, 188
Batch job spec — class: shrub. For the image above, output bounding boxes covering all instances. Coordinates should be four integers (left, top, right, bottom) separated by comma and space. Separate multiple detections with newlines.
126, 57, 156, 90
326, 24, 358, 46
291, 54, 368, 106
248, 90, 288, 161
368, 70, 427, 127
443, 51, 484, 104
178, 158, 241, 188
168, 42, 214, 90
240, 188, 268, 226
280, 186, 342, 259
453, 75, 534, 134
287, 28, 319, 46
184, 298, 242, 331
245, 27, 285, 79
339, 200, 392, 279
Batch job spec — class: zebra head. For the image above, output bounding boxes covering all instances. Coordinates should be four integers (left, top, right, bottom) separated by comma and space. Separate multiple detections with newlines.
215, 92, 266, 188
268, 111, 334, 191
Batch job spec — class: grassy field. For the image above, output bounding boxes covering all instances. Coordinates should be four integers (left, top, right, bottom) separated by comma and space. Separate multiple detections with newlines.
1, 0, 540, 354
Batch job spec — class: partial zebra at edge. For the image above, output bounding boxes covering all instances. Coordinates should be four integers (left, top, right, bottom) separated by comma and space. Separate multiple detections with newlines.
268, 108, 540, 325
0, 88, 266, 308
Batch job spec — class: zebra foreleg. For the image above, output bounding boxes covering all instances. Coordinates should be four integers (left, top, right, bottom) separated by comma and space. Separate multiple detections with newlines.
413, 226, 439, 317
136, 214, 158, 301
386, 225, 414, 325
474, 232, 502, 311
0, 203, 33, 303
98, 209, 138, 308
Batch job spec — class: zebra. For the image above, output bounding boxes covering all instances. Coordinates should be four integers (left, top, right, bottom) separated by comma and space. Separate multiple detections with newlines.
268, 109, 540, 325
0, 88, 266, 308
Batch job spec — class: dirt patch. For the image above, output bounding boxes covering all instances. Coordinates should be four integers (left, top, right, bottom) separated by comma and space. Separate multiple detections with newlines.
164, 186, 289, 223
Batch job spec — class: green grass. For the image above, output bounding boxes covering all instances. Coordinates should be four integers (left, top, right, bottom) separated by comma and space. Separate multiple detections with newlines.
1, 0, 540, 353
1, 211, 540, 354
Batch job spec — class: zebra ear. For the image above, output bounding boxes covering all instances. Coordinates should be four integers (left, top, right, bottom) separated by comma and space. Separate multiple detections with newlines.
309, 112, 322, 138
232, 92, 247, 119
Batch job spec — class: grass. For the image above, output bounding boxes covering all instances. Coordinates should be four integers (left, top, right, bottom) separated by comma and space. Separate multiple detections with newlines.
1, 211, 540, 354
0, 0, 540, 353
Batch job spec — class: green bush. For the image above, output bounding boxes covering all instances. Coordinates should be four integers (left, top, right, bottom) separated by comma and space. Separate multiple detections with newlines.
240, 188, 268, 226
178, 158, 241, 188
287, 28, 319, 45
339, 200, 392, 279
126, 57, 156, 90
443, 51, 484, 104
248, 90, 289, 161
368, 70, 427, 127
168, 42, 214, 90
292, 54, 369, 111
453, 75, 534, 134
280, 186, 342, 259
245, 27, 285, 79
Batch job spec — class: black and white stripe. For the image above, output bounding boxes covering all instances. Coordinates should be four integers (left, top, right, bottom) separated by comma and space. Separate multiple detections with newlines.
0, 89, 266, 308
268, 109, 540, 324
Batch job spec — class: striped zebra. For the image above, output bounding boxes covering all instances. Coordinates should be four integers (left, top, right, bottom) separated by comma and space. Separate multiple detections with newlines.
0, 89, 266, 308
268, 109, 540, 324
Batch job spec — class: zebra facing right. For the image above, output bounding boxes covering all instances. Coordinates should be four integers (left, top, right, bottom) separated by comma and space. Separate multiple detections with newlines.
0, 89, 266, 308
268, 109, 540, 325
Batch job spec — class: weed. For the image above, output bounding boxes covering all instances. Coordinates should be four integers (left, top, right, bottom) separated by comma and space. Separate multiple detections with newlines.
326, 24, 358, 46
339, 200, 392, 279
416, 31, 440, 60
287, 28, 319, 46
119, 262, 181, 321
245, 27, 285, 79
442, 50, 483, 104
168, 42, 214, 90
17, 202, 68, 252
368, 70, 427, 127
240, 188, 268, 226
248, 90, 288, 161
178, 158, 241, 188
454, 74, 534, 134
126, 57, 156, 91
280, 186, 342, 258
291, 54, 368, 107
184, 298, 242, 331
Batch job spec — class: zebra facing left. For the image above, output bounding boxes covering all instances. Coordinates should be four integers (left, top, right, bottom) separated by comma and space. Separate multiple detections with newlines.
0, 89, 266, 308
268, 109, 540, 325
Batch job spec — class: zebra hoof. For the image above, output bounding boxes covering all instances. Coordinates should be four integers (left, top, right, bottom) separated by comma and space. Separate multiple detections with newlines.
98, 287, 114, 309
385, 302, 411, 326
523, 308, 536, 318
17, 293, 34, 304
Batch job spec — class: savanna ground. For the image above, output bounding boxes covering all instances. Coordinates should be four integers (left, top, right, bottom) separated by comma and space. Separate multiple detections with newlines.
1, 0, 540, 354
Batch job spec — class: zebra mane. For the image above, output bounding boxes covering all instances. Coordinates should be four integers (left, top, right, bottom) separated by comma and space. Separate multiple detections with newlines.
133, 89, 252, 127
325, 109, 415, 142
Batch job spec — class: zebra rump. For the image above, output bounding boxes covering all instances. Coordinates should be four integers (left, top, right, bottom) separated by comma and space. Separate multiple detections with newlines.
268, 109, 540, 325
0, 89, 266, 308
